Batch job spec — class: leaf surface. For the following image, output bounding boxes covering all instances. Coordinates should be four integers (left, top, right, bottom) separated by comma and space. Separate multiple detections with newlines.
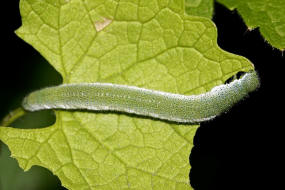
217, 0, 285, 50
186, 0, 285, 50
0, 0, 253, 189
185, 0, 213, 18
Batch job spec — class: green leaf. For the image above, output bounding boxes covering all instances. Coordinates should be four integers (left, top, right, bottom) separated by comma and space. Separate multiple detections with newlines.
0, 110, 63, 190
185, 0, 285, 50
217, 0, 285, 50
0, 0, 253, 189
0, 143, 62, 190
185, 0, 214, 19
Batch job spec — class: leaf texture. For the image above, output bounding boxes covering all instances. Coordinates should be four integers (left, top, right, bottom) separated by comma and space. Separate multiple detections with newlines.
185, 0, 213, 18
217, 0, 285, 50
0, 0, 253, 189
186, 0, 285, 50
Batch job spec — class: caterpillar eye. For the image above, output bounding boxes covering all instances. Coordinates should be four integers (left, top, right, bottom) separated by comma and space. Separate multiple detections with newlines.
236, 71, 246, 79
224, 75, 235, 84
224, 71, 247, 84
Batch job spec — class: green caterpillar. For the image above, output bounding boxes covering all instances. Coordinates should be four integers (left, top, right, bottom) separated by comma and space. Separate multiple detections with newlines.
22, 71, 259, 123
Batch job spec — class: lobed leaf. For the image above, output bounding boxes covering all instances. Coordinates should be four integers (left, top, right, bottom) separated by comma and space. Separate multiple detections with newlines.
0, 0, 253, 189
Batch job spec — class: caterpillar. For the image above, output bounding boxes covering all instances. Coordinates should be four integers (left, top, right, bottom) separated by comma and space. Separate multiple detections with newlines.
22, 71, 259, 123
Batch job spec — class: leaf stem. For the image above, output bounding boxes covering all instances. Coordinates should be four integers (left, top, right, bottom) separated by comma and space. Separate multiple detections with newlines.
1, 108, 26, 127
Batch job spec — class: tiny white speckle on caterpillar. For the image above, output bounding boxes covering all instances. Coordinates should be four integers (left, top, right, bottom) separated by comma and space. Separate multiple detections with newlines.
22, 71, 260, 123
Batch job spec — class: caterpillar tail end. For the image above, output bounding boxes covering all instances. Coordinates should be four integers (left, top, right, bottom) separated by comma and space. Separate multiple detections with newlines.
22, 96, 33, 111
22, 94, 41, 112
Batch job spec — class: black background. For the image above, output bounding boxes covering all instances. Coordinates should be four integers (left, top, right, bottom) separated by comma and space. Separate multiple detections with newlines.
1, 1, 283, 190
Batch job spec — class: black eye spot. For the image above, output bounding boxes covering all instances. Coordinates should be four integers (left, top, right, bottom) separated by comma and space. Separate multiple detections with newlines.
225, 71, 247, 84
236, 71, 246, 79
224, 75, 235, 84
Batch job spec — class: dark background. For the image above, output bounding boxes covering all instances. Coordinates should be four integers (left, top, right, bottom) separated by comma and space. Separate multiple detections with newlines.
0, 1, 283, 190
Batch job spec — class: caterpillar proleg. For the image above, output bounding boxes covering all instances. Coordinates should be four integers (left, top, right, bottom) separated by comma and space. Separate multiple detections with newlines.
22, 71, 259, 123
